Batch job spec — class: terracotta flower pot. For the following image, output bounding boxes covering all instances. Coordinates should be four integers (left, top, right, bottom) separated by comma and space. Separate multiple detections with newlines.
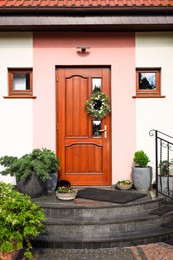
0, 249, 20, 260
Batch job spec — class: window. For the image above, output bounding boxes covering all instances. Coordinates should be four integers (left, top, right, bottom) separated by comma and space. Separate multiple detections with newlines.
136, 68, 161, 97
92, 78, 101, 92
8, 68, 33, 97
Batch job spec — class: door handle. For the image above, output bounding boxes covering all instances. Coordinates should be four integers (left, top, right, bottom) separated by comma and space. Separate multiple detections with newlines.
99, 125, 107, 138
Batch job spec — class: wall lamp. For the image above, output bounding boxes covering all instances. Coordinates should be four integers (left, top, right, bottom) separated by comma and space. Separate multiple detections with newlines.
77, 46, 90, 53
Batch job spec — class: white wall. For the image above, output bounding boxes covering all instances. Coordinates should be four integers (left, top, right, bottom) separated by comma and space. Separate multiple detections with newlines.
1, 31, 173, 185
136, 32, 173, 176
0, 32, 33, 184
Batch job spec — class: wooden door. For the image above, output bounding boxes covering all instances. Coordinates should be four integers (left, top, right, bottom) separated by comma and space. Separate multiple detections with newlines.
56, 67, 111, 186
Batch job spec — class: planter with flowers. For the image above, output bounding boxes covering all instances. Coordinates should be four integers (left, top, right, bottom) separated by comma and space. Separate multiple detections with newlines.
116, 179, 132, 190
56, 186, 77, 200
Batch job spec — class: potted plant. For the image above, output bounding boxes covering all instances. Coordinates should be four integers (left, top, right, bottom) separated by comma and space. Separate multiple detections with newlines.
132, 150, 152, 192
56, 185, 77, 200
158, 160, 173, 195
0, 148, 60, 198
0, 182, 46, 260
159, 160, 170, 176
116, 179, 132, 190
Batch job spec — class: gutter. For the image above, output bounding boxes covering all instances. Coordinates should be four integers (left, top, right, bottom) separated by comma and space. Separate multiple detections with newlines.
0, 6, 173, 16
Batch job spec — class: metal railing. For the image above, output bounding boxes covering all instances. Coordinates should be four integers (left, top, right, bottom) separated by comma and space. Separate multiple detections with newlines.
149, 129, 173, 199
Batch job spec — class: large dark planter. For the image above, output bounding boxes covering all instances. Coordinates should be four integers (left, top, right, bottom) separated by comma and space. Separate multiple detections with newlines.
16, 173, 45, 198
132, 166, 152, 192
45, 172, 58, 193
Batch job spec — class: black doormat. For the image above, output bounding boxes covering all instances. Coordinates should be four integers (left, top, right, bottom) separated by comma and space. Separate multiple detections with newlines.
150, 205, 173, 216
76, 188, 146, 204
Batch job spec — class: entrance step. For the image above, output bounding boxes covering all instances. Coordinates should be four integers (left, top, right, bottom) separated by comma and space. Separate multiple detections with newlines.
32, 191, 173, 248
32, 226, 173, 249
44, 212, 173, 234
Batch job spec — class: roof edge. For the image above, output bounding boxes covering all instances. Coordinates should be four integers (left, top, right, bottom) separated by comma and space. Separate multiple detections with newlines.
0, 15, 173, 32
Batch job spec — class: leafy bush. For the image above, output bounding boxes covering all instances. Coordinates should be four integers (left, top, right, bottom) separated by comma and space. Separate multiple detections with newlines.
133, 150, 150, 168
0, 182, 46, 260
159, 160, 172, 176
0, 148, 60, 181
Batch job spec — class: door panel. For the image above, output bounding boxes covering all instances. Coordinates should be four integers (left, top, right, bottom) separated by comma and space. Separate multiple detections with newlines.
65, 76, 88, 137
56, 67, 111, 186
66, 143, 102, 173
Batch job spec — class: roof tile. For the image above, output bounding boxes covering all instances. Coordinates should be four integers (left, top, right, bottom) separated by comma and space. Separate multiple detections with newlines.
0, 0, 173, 7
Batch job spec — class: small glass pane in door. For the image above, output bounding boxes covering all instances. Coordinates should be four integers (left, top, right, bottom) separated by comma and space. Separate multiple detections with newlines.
92, 120, 101, 138
92, 78, 101, 92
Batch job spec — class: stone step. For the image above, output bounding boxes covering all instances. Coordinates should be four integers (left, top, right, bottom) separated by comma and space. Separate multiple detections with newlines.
32, 190, 173, 249
33, 192, 163, 219
44, 212, 173, 234
32, 226, 173, 249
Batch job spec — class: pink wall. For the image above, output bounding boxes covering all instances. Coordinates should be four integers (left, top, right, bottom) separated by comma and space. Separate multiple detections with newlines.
33, 32, 136, 183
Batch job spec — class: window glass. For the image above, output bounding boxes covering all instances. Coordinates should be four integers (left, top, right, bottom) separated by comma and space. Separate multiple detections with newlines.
138, 72, 156, 90
92, 78, 101, 92
92, 120, 102, 138
13, 73, 30, 90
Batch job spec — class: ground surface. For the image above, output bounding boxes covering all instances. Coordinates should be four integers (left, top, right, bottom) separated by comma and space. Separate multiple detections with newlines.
17, 242, 173, 259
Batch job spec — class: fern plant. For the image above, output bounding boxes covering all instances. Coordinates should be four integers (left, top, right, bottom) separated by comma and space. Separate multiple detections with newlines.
0, 182, 46, 260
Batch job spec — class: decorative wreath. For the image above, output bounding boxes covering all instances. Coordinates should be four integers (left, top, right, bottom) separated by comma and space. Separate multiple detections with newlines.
85, 91, 111, 119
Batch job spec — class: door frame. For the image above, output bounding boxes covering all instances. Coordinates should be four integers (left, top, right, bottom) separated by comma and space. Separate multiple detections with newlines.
55, 65, 112, 185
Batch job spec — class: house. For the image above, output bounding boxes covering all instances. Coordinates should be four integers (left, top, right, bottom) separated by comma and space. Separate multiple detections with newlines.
0, 0, 173, 186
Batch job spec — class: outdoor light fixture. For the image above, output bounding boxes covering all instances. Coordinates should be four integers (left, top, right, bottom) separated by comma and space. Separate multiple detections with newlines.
77, 46, 90, 53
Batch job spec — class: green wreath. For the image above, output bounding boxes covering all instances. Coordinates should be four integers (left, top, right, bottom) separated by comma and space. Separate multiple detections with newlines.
85, 91, 111, 119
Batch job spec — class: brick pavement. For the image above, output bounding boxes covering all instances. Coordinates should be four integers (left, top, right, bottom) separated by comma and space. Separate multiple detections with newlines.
130, 243, 173, 260
17, 242, 173, 260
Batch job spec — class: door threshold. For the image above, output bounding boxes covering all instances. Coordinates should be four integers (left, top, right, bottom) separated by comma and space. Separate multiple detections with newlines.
72, 186, 114, 190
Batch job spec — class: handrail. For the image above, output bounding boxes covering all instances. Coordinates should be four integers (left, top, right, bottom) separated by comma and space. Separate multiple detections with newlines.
149, 129, 173, 199
149, 129, 173, 142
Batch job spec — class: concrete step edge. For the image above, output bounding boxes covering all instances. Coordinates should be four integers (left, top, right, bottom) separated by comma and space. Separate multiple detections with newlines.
32, 226, 173, 245
45, 212, 173, 225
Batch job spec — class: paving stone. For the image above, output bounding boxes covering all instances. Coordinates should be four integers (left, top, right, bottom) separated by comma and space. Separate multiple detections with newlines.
17, 243, 173, 260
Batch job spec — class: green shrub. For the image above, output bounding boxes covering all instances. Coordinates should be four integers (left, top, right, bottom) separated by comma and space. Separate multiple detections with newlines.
159, 160, 172, 176
0, 182, 46, 260
133, 150, 150, 168
0, 148, 60, 181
